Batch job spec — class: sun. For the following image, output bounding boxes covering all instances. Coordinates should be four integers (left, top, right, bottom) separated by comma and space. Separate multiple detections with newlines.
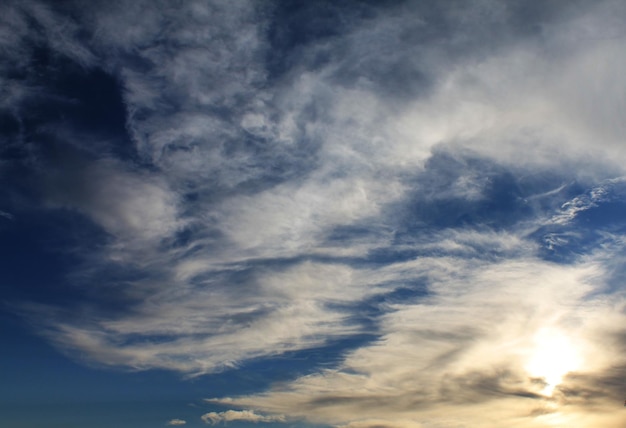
524, 328, 582, 395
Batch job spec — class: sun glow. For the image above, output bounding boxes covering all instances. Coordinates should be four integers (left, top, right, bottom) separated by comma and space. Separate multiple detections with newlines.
525, 328, 582, 395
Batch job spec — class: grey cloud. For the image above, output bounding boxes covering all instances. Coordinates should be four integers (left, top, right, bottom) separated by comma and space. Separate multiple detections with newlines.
0, 1, 96, 106
24, 1, 97, 67
42, 155, 181, 243
1, 0, 94, 65
439, 368, 545, 403
0, 2, 32, 75
105, 1, 277, 190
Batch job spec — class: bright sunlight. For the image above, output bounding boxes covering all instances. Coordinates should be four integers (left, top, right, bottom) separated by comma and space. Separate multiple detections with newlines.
525, 328, 582, 395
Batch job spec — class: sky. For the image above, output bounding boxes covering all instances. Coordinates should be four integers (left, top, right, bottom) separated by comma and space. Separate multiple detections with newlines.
2, 0, 626, 427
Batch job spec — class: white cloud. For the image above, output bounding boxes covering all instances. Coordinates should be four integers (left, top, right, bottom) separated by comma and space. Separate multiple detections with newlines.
550, 177, 626, 226
107, 0, 271, 190
39, 261, 371, 375
201, 410, 285, 425
209, 255, 626, 427
167, 419, 187, 426
8, 3, 626, 428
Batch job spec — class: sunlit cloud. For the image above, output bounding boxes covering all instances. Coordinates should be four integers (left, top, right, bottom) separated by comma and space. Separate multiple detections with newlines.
209, 254, 626, 426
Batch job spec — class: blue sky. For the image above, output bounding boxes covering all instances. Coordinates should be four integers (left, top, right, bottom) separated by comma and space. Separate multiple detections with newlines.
3, 1, 626, 427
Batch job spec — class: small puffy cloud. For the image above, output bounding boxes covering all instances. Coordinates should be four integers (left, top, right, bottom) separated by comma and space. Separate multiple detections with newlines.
201, 410, 285, 425
167, 419, 186, 426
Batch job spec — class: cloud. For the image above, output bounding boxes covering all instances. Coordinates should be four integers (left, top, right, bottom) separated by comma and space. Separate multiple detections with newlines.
336, 419, 422, 428
167, 419, 186, 426
43, 158, 182, 243
0, 0, 96, 67
208, 255, 626, 427
201, 410, 285, 425
30, 260, 372, 375
550, 177, 626, 226
5, 1, 626, 427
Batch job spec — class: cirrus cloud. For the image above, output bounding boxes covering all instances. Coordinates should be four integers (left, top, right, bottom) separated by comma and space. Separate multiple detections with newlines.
4, 1, 626, 428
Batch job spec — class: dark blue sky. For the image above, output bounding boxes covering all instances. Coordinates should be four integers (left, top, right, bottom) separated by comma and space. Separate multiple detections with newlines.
3, 1, 626, 427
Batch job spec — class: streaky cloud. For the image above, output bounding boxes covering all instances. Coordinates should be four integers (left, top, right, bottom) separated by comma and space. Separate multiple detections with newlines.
3, 1, 626, 427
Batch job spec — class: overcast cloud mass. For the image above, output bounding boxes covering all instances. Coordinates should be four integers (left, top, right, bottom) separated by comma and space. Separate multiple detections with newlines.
3, 1, 626, 427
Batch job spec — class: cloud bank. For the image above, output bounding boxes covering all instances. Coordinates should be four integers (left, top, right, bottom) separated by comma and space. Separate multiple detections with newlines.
4, 0, 626, 427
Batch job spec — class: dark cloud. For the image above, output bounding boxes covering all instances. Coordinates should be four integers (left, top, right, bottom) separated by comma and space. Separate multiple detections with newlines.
439, 368, 544, 403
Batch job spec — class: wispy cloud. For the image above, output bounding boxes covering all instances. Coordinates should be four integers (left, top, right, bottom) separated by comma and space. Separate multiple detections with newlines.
167, 419, 186, 426
209, 254, 626, 426
4, 1, 626, 427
